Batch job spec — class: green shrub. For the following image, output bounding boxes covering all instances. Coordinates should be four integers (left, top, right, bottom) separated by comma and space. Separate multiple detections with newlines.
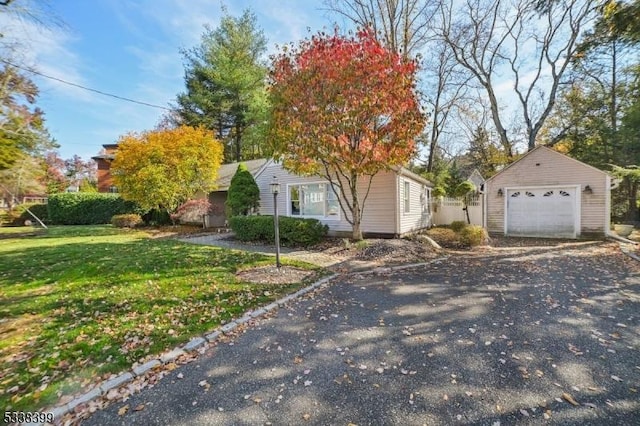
426, 227, 460, 248
17, 203, 49, 225
229, 215, 328, 247
111, 214, 143, 228
449, 221, 467, 232
459, 225, 488, 247
48, 193, 142, 225
226, 163, 260, 216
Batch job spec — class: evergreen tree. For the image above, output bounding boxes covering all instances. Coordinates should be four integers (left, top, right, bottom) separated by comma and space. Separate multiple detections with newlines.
225, 163, 260, 216
173, 9, 269, 163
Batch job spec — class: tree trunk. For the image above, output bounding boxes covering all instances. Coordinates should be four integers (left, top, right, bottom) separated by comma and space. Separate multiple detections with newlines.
350, 173, 363, 240
625, 177, 639, 222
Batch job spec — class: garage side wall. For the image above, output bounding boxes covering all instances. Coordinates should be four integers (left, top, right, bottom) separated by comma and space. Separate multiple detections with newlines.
486, 148, 608, 236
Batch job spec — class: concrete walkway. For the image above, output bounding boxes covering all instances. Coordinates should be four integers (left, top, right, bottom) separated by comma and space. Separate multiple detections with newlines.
178, 234, 367, 270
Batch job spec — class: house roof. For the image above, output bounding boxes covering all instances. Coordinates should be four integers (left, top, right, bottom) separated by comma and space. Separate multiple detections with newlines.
394, 166, 434, 187
215, 158, 270, 191
484, 145, 610, 183
91, 154, 115, 161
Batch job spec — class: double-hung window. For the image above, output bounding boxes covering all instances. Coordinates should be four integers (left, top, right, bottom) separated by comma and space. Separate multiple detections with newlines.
289, 183, 339, 219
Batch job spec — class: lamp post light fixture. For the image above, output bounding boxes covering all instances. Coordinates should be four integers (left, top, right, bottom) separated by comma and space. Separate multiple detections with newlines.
270, 176, 281, 269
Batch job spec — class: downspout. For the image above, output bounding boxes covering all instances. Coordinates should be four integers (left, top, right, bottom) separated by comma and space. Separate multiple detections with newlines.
605, 174, 613, 237
395, 175, 401, 237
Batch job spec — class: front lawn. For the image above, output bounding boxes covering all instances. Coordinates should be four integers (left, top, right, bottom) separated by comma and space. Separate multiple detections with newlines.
0, 225, 320, 411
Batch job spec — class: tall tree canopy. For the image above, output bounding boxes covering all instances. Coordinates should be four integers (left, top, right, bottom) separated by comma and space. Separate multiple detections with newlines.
269, 28, 425, 240
0, 65, 55, 170
173, 9, 269, 163
111, 126, 223, 216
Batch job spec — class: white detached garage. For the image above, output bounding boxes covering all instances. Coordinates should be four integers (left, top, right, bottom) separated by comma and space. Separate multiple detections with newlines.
484, 146, 611, 238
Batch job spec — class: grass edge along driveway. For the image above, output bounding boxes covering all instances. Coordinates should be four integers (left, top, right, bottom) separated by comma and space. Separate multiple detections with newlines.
0, 225, 322, 412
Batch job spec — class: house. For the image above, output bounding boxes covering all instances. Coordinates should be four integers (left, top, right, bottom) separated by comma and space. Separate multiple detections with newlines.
91, 143, 433, 236
91, 144, 118, 193
483, 146, 611, 238
251, 160, 433, 238
467, 169, 485, 189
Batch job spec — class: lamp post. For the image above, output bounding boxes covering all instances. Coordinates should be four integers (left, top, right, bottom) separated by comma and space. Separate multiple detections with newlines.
269, 176, 281, 269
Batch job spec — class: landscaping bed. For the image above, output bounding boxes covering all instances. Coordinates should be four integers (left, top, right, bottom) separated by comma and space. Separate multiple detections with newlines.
0, 225, 321, 412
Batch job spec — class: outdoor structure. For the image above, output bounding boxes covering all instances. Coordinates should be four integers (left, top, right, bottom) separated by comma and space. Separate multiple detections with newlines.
91, 144, 118, 193
254, 160, 433, 237
484, 146, 611, 238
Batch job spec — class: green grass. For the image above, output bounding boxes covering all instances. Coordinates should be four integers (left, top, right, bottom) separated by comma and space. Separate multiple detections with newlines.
0, 225, 321, 411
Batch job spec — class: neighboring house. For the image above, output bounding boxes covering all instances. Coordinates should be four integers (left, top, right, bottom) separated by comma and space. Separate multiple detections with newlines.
253, 160, 433, 237
484, 146, 611, 238
91, 144, 118, 193
467, 169, 485, 189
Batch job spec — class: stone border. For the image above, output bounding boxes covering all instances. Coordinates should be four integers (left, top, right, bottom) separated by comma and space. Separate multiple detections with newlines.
31, 273, 337, 426
619, 243, 640, 262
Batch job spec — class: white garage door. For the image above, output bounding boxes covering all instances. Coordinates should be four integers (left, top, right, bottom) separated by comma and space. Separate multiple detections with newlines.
506, 187, 578, 238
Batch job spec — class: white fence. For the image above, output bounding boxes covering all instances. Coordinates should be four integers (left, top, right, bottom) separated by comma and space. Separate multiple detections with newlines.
432, 195, 483, 226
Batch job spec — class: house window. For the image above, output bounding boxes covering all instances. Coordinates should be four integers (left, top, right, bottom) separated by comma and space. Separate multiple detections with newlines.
404, 181, 410, 213
109, 186, 118, 193
289, 183, 339, 219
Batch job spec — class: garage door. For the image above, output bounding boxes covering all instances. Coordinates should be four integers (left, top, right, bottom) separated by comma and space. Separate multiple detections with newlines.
506, 187, 578, 238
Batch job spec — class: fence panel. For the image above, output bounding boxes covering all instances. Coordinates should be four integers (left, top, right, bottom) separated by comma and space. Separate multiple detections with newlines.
432, 196, 483, 226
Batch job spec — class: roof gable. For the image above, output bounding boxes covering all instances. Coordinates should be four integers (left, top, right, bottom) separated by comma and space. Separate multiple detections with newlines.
215, 158, 270, 190
485, 146, 609, 182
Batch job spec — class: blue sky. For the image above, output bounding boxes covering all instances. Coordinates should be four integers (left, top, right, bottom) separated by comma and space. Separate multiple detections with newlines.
3, 0, 337, 160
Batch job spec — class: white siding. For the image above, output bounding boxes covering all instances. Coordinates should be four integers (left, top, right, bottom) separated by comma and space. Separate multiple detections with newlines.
256, 162, 398, 235
485, 147, 609, 236
398, 176, 431, 234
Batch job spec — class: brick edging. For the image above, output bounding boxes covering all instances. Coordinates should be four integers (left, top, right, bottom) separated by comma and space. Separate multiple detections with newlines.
33, 273, 338, 426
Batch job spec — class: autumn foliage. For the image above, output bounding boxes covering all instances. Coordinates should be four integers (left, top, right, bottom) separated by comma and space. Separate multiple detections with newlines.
111, 126, 223, 216
269, 28, 425, 239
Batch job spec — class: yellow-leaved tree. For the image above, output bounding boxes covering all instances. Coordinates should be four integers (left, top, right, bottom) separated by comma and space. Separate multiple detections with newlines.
111, 125, 223, 218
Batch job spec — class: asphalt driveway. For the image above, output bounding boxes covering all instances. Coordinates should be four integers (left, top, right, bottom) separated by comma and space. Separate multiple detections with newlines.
83, 240, 640, 425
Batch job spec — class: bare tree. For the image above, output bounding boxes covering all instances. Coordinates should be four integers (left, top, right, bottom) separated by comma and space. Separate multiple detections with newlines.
323, 0, 435, 59
437, 0, 596, 153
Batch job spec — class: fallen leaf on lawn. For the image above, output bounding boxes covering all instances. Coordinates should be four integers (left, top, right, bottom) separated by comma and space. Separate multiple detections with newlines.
118, 405, 129, 416
134, 404, 145, 412
562, 392, 580, 406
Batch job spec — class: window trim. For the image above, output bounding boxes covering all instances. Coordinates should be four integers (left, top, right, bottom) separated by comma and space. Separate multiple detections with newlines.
403, 180, 411, 214
286, 181, 340, 221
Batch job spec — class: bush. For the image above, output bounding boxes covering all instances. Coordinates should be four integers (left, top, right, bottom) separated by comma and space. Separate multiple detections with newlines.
426, 227, 460, 248
111, 214, 143, 228
229, 215, 328, 247
17, 203, 49, 225
48, 193, 142, 225
171, 199, 211, 224
226, 163, 260, 216
142, 208, 172, 226
459, 225, 488, 247
449, 221, 467, 232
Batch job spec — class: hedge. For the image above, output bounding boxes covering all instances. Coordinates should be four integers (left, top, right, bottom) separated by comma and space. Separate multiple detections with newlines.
17, 203, 49, 225
47, 193, 142, 225
229, 215, 328, 247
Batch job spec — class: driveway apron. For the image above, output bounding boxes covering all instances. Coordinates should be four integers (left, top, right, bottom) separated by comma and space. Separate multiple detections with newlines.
83, 241, 640, 425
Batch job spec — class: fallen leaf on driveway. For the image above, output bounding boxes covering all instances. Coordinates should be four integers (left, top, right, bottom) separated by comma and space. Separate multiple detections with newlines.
562, 392, 580, 406
611, 375, 623, 382
133, 404, 145, 412
118, 405, 129, 416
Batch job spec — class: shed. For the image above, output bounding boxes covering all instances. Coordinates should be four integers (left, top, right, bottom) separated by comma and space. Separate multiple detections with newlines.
483, 146, 610, 238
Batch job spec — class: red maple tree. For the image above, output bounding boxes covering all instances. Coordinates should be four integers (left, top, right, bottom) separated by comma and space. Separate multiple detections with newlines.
269, 28, 425, 240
